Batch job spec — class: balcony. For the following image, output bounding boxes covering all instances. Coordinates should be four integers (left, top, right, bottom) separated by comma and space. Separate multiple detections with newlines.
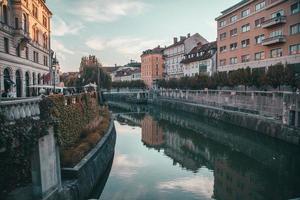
262, 35, 286, 46
262, 16, 286, 28
13, 29, 31, 40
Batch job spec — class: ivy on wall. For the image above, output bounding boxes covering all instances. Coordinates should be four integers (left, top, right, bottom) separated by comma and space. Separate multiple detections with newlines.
47, 93, 100, 148
0, 103, 54, 198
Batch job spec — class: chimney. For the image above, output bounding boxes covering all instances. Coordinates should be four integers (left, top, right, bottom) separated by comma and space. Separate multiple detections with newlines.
158, 45, 160, 48
180, 36, 186, 41
173, 37, 178, 44
187, 33, 191, 38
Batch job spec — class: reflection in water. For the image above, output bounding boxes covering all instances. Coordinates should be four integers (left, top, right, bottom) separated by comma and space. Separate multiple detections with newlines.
98, 104, 300, 200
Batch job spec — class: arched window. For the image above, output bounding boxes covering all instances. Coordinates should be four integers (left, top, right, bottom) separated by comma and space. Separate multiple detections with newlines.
25, 72, 30, 97
16, 70, 22, 97
3, 5, 8, 24
3, 68, 11, 93
38, 73, 41, 85
32, 72, 36, 85
22, 14, 27, 32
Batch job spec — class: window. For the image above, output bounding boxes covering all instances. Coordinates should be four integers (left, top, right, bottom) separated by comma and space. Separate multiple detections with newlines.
255, 17, 265, 27
290, 44, 300, 55
220, 59, 226, 66
43, 34, 48, 49
230, 15, 237, 23
230, 57, 237, 64
290, 23, 300, 35
255, 52, 265, 60
23, 14, 27, 32
220, 20, 226, 27
230, 28, 237, 36
32, 4, 38, 19
230, 43, 237, 50
291, 2, 300, 14
241, 39, 250, 48
241, 55, 250, 63
271, 10, 284, 19
16, 45, 20, 57
25, 47, 29, 59
43, 56, 48, 66
270, 30, 282, 37
4, 38, 9, 54
241, 24, 250, 32
43, 15, 47, 28
255, 1, 265, 11
270, 48, 282, 58
15, 18, 19, 29
255, 34, 265, 44
220, 46, 227, 53
33, 51, 39, 63
220, 32, 226, 40
241, 9, 250, 17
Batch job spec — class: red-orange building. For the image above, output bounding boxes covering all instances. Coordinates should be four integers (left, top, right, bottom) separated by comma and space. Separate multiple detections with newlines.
141, 115, 164, 148
141, 46, 165, 89
216, 0, 300, 72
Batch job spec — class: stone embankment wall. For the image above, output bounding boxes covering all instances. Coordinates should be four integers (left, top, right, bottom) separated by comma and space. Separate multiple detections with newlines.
152, 98, 300, 145
59, 118, 116, 200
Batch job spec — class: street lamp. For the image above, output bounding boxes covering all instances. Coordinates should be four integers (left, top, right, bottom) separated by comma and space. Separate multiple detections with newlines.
52, 65, 56, 93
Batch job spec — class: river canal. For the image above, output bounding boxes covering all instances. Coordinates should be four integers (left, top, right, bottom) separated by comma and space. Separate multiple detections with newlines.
91, 103, 300, 200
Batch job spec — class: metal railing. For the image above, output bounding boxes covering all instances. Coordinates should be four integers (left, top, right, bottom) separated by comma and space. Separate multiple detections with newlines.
159, 89, 299, 120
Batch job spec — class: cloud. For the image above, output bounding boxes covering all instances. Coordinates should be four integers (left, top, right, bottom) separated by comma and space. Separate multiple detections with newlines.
51, 39, 75, 61
52, 16, 84, 36
112, 153, 146, 178
157, 175, 214, 199
71, 0, 147, 22
85, 36, 164, 55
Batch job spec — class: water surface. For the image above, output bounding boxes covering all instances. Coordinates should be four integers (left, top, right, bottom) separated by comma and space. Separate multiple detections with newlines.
95, 104, 300, 200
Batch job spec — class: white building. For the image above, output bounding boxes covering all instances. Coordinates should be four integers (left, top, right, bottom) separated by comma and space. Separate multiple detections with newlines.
181, 42, 217, 77
0, 0, 52, 98
163, 33, 208, 79
114, 68, 141, 82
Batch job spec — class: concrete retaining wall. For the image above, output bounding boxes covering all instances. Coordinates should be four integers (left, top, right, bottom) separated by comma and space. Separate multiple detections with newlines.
152, 98, 300, 145
59, 119, 116, 200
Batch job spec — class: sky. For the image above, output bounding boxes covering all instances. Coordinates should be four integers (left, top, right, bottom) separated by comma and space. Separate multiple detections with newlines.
48, 0, 239, 72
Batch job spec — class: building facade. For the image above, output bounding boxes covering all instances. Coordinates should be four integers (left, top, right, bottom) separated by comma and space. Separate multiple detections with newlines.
181, 41, 217, 77
0, 0, 52, 97
114, 68, 141, 82
141, 46, 164, 89
163, 33, 208, 79
216, 0, 300, 72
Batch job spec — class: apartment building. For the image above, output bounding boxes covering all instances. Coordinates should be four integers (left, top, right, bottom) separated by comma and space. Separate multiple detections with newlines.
163, 33, 208, 79
141, 46, 164, 89
181, 41, 217, 77
216, 0, 300, 72
0, 0, 52, 97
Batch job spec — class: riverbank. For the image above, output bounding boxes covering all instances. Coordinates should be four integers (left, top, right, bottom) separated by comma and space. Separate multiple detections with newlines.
151, 98, 300, 145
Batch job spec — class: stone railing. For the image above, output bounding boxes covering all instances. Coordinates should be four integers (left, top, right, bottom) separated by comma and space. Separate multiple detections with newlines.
0, 97, 41, 120
159, 89, 300, 126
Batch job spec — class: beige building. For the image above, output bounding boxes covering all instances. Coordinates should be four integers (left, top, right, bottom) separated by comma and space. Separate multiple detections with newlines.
216, 0, 300, 72
0, 0, 52, 97
164, 33, 208, 79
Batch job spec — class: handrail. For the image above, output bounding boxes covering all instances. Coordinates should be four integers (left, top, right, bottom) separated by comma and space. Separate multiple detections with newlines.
262, 15, 286, 25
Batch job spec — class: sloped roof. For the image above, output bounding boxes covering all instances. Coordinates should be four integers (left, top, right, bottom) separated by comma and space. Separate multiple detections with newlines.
181, 41, 217, 64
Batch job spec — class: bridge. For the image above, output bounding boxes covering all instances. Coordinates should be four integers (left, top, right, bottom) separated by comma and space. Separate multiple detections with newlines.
103, 89, 151, 104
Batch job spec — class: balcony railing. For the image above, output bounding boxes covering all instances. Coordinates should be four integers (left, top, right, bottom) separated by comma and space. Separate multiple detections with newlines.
13, 28, 31, 40
0, 97, 41, 121
262, 16, 286, 28
262, 35, 286, 46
